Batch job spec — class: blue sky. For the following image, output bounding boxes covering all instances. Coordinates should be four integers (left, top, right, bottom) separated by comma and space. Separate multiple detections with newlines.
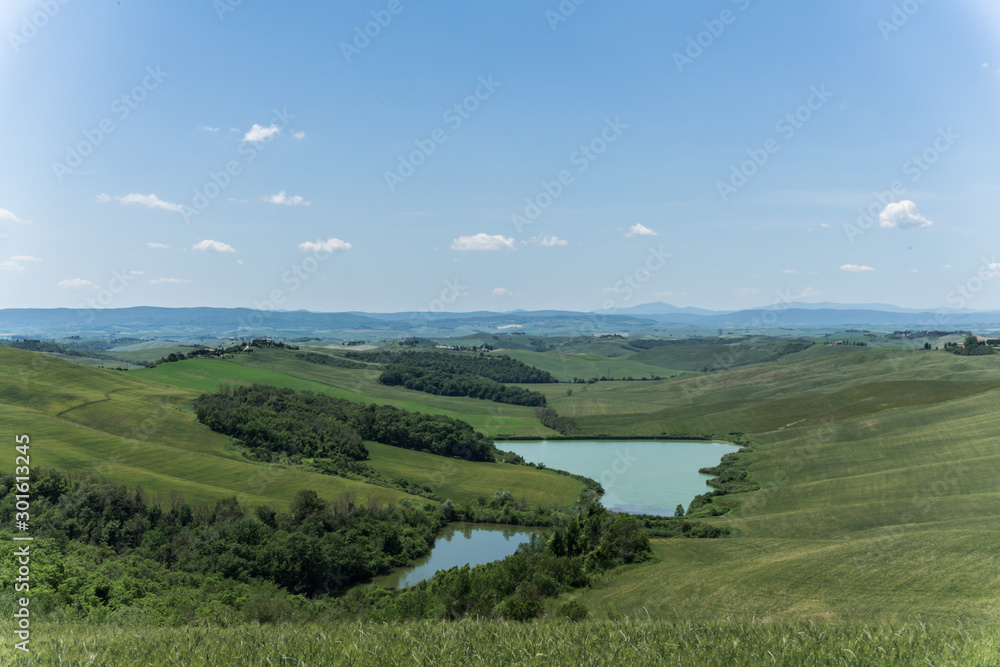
1, 0, 999, 313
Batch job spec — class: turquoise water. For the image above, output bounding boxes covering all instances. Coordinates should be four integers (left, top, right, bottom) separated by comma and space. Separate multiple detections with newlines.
500, 440, 740, 516
372, 523, 541, 589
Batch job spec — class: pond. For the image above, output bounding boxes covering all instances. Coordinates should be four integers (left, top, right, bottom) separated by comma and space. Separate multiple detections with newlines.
372, 522, 542, 589
499, 439, 740, 516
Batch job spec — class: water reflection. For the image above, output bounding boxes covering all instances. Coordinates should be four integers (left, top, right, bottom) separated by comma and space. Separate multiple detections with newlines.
373, 522, 541, 589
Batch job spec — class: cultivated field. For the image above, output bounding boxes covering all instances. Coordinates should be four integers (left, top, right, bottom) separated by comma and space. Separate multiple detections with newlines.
4, 338, 1000, 660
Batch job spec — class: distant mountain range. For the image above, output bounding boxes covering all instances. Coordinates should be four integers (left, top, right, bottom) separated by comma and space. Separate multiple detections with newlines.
0, 303, 997, 340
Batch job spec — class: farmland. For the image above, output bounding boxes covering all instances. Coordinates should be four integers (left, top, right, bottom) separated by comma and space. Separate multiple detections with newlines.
3, 336, 1000, 663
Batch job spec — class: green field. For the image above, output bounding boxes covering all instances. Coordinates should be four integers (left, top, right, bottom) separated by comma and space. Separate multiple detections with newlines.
139, 348, 555, 439
108, 345, 197, 364
5, 338, 1000, 650
567, 348, 1000, 623
627, 337, 814, 372
0, 347, 581, 510
493, 348, 681, 381
365, 441, 583, 506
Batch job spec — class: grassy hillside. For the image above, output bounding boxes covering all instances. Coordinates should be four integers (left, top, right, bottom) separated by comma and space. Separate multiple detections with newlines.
571, 348, 1000, 622
365, 441, 583, 505
493, 348, 681, 382
0, 347, 583, 510
628, 337, 813, 372
7, 339, 1000, 631
0, 347, 418, 508
540, 347, 1000, 436
140, 348, 555, 439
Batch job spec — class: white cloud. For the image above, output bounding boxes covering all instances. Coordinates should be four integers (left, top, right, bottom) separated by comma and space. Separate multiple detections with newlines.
492, 287, 512, 297
193, 239, 237, 253
150, 277, 191, 285
780, 269, 798, 274
539, 235, 568, 247
878, 200, 933, 229
146, 242, 170, 249
10, 255, 40, 262
57, 278, 98, 289
736, 287, 761, 297
819, 223, 831, 228
298, 237, 352, 253
129, 270, 145, 276
0, 261, 24, 271
243, 123, 281, 142
942, 264, 952, 269
264, 191, 310, 206
625, 223, 657, 237
0, 208, 27, 224
198, 125, 220, 132
98, 193, 184, 213
293, 131, 306, 140
655, 291, 678, 298
799, 287, 822, 298
840, 264, 875, 272
451, 233, 516, 251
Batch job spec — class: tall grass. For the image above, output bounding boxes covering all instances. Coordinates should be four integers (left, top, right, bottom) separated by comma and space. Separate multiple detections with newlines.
7, 620, 997, 666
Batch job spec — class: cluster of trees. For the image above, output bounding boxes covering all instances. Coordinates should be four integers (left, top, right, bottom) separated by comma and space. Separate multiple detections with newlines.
194, 384, 369, 462
630, 513, 732, 538
344, 349, 557, 383
379, 366, 548, 407
570, 375, 665, 383
535, 408, 581, 436
194, 384, 497, 463
946, 336, 995, 356
0, 468, 443, 624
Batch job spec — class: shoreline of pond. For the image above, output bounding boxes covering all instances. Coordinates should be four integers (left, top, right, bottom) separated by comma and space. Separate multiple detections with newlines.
367, 439, 749, 589
370, 522, 547, 589
498, 439, 742, 517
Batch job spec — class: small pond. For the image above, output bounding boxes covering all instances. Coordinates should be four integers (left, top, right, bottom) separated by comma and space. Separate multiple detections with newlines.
372, 523, 541, 589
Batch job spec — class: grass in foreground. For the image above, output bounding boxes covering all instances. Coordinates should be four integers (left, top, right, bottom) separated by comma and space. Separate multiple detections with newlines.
7, 620, 998, 666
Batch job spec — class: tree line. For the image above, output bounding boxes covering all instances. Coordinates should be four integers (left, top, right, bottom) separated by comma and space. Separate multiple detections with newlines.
193, 384, 497, 464
379, 365, 548, 407
344, 349, 558, 383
